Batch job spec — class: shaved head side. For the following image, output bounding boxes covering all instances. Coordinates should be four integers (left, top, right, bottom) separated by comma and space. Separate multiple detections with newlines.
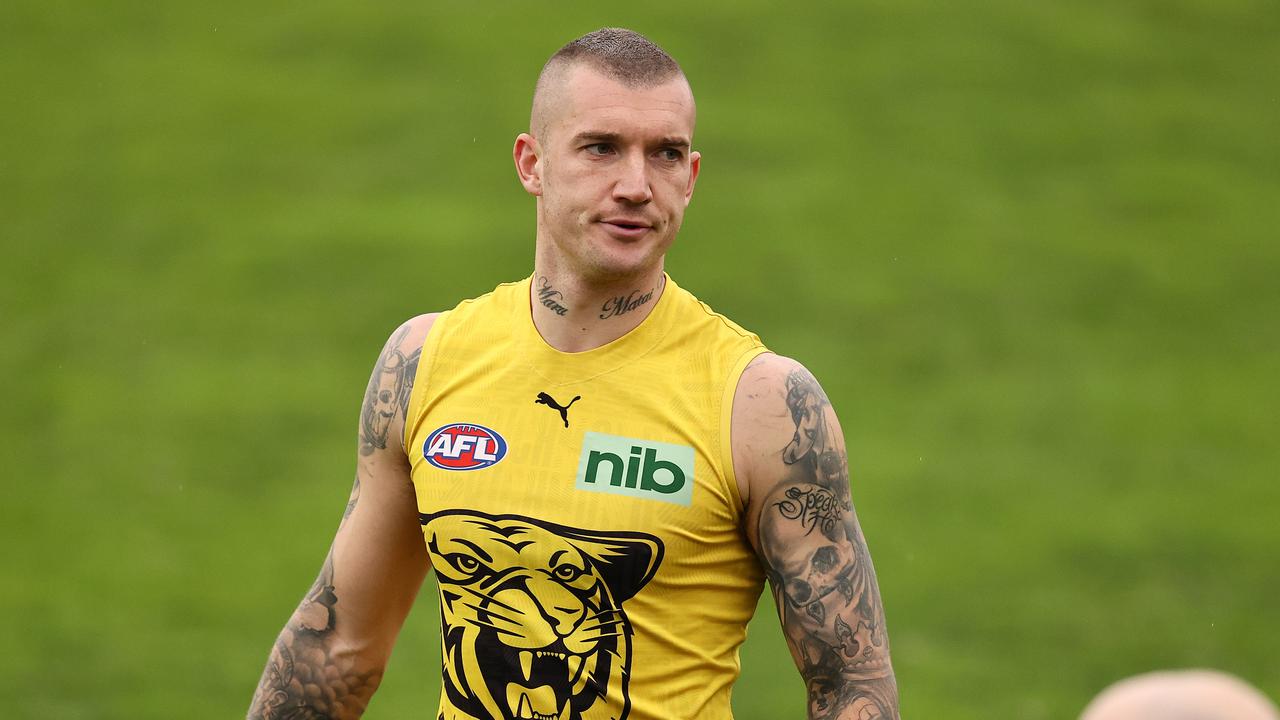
531, 28, 689, 138
1081, 670, 1280, 720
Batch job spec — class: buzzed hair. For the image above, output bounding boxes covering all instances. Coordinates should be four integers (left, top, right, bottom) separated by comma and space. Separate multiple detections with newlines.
1081, 670, 1280, 720
539, 28, 684, 89
530, 28, 689, 137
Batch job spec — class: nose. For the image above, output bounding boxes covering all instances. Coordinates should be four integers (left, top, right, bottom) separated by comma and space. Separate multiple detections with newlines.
530, 576, 585, 637
612, 152, 652, 205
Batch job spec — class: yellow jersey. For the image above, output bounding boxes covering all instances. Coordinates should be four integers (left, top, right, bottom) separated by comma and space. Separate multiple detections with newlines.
403, 274, 768, 720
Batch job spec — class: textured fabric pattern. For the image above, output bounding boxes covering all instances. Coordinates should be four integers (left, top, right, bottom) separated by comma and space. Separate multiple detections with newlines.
404, 275, 768, 720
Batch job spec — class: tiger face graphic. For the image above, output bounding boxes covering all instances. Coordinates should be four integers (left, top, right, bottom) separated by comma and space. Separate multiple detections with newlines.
420, 510, 664, 720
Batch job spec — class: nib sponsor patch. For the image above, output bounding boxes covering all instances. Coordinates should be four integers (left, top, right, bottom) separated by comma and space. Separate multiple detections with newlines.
575, 432, 694, 506
423, 423, 507, 471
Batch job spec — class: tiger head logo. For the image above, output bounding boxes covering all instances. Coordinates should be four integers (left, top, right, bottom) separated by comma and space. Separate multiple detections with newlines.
420, 510, 664, 720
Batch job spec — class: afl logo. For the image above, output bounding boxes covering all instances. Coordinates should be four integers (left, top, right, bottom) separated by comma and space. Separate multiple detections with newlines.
423, 423, 508, 471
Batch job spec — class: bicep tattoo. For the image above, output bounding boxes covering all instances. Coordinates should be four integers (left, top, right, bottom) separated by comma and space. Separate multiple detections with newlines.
759, 369, 899, 720
358, 325, 422, 456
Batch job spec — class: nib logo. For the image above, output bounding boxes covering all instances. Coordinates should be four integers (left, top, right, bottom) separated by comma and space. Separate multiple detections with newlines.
575, 432, 695, 506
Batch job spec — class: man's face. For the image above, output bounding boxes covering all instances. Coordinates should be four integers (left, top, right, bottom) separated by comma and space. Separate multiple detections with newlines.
518, 66, 700, 280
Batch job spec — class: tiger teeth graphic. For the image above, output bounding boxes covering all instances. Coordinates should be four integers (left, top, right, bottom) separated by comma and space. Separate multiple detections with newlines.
422, 510, 665, 720
516, 651, 583, 694
520, 651, 533, 681
507, 684, 560, 719
571, 654, 595, 696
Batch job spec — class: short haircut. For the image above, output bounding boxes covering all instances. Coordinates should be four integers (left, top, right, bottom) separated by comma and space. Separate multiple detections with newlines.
530, 28, 689, 136
1081, 670, 1280, 720
539, 27, 684, 89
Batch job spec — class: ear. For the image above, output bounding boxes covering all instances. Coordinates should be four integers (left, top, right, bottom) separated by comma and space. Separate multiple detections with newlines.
683, 150, 701, 207
563, 530, 665, 605
513, 133, 543, 196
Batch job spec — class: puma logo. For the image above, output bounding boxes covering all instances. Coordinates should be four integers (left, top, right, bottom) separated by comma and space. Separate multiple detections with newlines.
535, 392, 580, 428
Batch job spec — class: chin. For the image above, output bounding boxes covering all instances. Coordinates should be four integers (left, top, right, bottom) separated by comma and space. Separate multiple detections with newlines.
588, 241, 671, 280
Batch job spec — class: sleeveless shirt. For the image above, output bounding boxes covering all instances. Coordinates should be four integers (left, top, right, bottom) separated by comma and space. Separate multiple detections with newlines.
403, 274, 768, 720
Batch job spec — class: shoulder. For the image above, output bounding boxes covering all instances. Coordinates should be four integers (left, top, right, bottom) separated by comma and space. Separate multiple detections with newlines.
377, 312, 443, 399
667, 278, 764, 346
730, 353, 832, 508
383, 312, 441, 355
358, 313, 441, 458
735, 352, 813, 393
372, 312, 442, 374
380, 279, 528, 386
733, 352, 822, 426
411, 280, 525, 346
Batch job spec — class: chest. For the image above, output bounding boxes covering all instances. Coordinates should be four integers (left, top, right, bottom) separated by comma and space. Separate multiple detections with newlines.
408, 357, 736, 535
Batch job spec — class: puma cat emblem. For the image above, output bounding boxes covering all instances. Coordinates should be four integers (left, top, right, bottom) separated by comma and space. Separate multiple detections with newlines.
535, 391, 580, 428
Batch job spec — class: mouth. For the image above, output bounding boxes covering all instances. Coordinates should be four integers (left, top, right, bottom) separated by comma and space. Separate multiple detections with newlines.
477, 635, 604, 720
503, 649, 593, 720
597, 218, 652, 240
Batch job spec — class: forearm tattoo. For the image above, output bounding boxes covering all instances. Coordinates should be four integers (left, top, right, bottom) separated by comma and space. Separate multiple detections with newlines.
760, 369, 899, 719
358, 325, 421, 456
249, 327, 411, 718
247, 550, 381, 719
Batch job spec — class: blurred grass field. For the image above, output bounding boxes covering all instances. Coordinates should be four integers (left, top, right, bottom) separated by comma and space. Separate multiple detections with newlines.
3, 1, 1278, 718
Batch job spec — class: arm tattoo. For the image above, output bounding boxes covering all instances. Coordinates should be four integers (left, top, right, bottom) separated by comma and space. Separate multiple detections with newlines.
249, 324, 419, 717
782, 370, 848, 487
359, 325, 421, 456
342, 473, 362, 523
760, 368, 899, 719
248, 551, 381, 719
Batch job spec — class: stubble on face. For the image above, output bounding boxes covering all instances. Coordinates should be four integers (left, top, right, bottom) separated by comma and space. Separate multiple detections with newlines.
531, 65, 699, 284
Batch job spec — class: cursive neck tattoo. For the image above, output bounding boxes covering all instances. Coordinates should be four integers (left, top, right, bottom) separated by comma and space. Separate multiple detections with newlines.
599, 279, 659, 320
536, 276, 569, 316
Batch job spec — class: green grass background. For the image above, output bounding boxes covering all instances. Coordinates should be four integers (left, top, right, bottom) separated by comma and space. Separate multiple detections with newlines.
3, 1, 1277, 718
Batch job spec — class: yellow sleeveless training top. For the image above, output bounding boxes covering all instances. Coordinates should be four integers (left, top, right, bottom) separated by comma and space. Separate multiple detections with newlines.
403, 274, 768, 720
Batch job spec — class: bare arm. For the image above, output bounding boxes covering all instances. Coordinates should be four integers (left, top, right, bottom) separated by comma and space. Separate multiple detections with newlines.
734, 353, 900, 720
247, 315, 438, 719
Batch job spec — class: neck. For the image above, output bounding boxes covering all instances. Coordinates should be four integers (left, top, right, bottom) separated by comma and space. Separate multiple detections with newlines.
529, 263, 667, 353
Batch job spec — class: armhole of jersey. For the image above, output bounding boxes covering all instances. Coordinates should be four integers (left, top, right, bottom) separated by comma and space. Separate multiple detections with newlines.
402, 310, 451, 459
719, 344, 769, 519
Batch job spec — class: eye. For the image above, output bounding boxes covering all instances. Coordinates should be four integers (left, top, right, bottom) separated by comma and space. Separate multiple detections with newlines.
787, 579, 814, 604
657, 148, 683, 162
552, 564, 583, 582
811, 545, 838, 573
584, 143, 614, 156
447, 553, 484, 575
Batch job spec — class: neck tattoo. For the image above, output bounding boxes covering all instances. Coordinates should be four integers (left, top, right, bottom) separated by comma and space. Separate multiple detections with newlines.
536, 276, 569, 316
599, 279, 659, 320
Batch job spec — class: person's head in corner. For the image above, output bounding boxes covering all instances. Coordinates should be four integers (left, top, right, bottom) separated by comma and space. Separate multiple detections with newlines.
1081, 669, 1280, 720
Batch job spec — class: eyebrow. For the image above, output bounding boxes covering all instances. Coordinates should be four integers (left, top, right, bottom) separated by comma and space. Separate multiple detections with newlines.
454, 538, 493, 562
572, 131, 691, 149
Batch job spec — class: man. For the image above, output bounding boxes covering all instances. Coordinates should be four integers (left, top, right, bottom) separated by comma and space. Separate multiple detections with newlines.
1081, 670, 1280, 720
247, 28, 899, 720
